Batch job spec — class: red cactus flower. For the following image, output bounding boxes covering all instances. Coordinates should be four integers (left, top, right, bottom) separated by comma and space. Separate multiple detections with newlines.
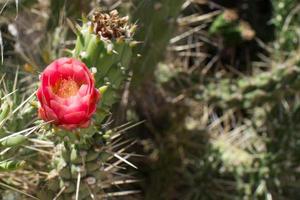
37, 57, 100, 130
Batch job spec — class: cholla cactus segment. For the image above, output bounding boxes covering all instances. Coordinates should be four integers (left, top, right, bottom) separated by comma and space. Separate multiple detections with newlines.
38, 124, 139, 200
35, 10, 139, 200
209, 9, 255, 44
131, 0, 185, 84
0, 73, 40, 200
196, 65, 300, 109
272, 0, 300, 53
72, 10, 136, 123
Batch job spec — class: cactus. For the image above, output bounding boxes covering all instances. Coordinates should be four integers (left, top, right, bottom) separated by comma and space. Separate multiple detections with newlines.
130, 0, 185, 84
36, 10, 138, 200
191, 1, 300, 111
3, 1, 300, 199
0, 73, 35, 170
188, 1, 300, 199
194, 64, 300, 109
272, 0, 300, 52
72, 10, 136, 122
0, 70, 42, 200
209, 9, 256, 45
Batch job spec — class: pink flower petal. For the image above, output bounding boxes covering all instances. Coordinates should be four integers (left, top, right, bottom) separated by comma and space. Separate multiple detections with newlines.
60, 124, 78, 130
38, 107, 46, 121
64, 95, 81, 106
78, 84, 89, 96
37, 57, 100, 130
42, 69, 60, 86
67, 101, 89, 114
73, 68, 89, 84
37, 88, 45, 106
44, 105, 58, 122
63, 111, 86, 124
87, 103, 97, 118
58, 63, 74, 79
56, 57, 71, 66
50, 100, 68, 118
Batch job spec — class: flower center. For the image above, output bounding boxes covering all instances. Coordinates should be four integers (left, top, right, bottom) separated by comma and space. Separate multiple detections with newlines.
53, 78, 80, 98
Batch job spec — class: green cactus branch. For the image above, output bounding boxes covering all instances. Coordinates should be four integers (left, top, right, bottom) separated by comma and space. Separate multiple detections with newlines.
209, 9, 255, 45
72, 11, 135, 123
193, 63, 300, 109
272, 0, 300, 52
195, 0, 300, 110
130, 0, 185, 85
0, 72, 36, 173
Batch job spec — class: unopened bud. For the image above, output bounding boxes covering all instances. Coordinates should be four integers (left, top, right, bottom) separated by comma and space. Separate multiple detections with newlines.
98, 86, 108, 95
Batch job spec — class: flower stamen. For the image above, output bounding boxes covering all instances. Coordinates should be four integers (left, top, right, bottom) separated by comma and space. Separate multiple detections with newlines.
53, 78, 80, 98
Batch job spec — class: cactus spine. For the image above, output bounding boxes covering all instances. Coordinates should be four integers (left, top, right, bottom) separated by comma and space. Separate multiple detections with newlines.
0, 78, 35, 173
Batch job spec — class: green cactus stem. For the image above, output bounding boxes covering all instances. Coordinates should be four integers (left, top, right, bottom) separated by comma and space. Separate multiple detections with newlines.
131, 0, 185, 85
209, 9, 256, 45
271, 0, 300, 52
194, 64, 300, 109
72, 10, 136, 123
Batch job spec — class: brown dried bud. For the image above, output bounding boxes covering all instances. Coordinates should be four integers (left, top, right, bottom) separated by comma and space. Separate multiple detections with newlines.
91, 10, 134, 40
240, 22, 256, 41
223, 9, 239, 22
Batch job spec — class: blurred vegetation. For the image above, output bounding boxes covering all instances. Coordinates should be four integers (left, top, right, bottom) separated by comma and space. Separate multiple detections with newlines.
1, 0, 300, 199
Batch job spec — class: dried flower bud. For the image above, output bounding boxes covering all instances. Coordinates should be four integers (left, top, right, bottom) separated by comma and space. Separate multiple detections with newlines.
91, 10, 134, 40
240, 22, 256, 41
223, 9, 239, 22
